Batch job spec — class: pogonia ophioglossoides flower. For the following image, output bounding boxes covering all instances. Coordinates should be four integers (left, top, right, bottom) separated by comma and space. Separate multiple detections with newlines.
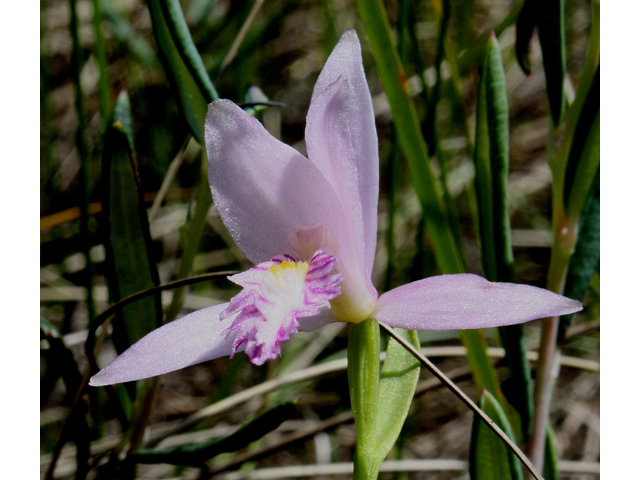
90, 30, 581, 386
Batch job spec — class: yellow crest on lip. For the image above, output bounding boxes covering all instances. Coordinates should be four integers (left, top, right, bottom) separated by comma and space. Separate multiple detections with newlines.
268, 260, 309, 279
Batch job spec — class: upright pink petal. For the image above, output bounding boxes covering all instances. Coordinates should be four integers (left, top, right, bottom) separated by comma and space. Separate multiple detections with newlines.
206, 99, 376, 322
89, 305, 240, 386
305, 30, 379, 297
206, 100, 357, 271
373, 274, 583, 331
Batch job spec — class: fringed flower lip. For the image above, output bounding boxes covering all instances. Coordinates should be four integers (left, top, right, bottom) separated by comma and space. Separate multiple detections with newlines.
89, 30, 581, 387
220, 250, 342, 366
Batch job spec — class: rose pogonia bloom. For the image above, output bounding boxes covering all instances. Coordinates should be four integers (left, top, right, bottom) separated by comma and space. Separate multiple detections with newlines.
90, 30, 581, 387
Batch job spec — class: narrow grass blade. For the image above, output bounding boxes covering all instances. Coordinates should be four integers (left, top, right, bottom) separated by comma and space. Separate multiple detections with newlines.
469, 390, 524, 480
186, 0, 217, 26
204, 2, 295, 78
356, 0, 464, 275
473, 33, 513, 283
384, 133, 401, 291
130, 401, 296, 465
460, 330, 502, 401
424, 0, 451, 156
550, 0, 598, 180
385, 0, 408, 291
101, 92, 162, 357
146, 0, 216, 142
160, 0, 218, 102
422, 0, 465, 258
123, 377, 160, 455
434, 142, 465, 258
564, 64, 600, 222
558, 179, 599, 343
217, 0, 266, 78
151, 0, 226, 321
473, 33, 532, 437
538, 0, 567, 125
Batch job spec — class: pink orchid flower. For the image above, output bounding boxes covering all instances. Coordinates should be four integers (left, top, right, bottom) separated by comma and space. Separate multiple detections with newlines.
90, 31, 581, 387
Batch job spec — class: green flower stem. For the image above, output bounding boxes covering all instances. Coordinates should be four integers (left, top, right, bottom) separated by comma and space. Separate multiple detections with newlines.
348, 319, 381, 480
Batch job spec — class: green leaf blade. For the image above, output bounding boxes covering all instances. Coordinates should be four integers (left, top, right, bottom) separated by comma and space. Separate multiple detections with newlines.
374, 328, 420, 465
515, 0, 537, 75
160, 0, 218, 103
101, 92, 162, 356
469, 390, 524, 480
564, 64, 600, 221
146, 0, 213, 143
538, 0, 567, 125
102, 0, 159, 69
485, 38, 514, 283
473, 33, 514, 282
473, 34, 506, 282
